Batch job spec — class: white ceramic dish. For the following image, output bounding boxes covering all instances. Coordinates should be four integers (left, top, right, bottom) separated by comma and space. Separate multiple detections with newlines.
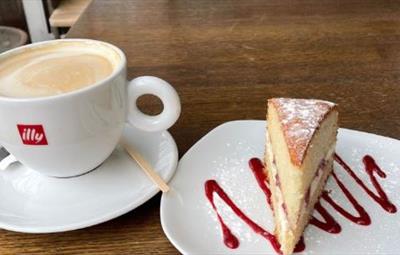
161, 120, 400, 254
0, 124, 178, 233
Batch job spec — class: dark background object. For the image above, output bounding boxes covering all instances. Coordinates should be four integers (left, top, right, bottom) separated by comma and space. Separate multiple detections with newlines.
0, 0, 28, 33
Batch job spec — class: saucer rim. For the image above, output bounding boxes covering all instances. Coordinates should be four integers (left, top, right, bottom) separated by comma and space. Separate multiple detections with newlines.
0, 129, 178, 233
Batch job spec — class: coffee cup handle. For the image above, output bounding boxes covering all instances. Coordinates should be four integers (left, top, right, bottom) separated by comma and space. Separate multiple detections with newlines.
126, 76, 181, 132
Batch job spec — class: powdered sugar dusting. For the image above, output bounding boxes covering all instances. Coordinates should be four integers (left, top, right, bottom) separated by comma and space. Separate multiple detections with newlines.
270, 98, 335, 166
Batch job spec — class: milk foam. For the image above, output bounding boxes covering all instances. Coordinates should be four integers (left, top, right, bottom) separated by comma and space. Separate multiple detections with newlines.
0, 41, 121, 98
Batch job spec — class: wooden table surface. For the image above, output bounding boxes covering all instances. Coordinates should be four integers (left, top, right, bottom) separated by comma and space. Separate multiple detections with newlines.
3, 0, 400, 254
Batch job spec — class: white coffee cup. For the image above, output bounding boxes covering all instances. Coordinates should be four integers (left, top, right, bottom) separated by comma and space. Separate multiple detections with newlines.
0, 39, 181, 177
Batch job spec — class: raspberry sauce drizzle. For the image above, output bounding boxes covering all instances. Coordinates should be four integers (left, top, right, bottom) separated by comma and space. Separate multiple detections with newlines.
310, 201, 341, 233
249, 158, 272, 207
335, 154, 397, 213
204, 154, 396, 253
204, 180, 281, 253
321, 171, 371, 225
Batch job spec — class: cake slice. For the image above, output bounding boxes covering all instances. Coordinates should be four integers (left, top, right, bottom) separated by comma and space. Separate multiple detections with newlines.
265, 98, 338, 255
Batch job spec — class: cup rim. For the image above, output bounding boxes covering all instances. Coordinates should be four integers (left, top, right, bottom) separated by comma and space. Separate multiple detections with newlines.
0, 38, 127, 103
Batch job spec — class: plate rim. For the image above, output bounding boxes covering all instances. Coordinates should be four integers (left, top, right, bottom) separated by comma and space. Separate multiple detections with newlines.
160, 119, 400, 254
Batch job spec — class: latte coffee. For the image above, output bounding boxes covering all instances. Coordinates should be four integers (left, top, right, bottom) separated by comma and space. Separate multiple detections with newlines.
0, 41, 121, 98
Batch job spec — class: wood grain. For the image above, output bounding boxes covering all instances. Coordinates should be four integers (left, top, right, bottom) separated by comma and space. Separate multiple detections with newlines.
2, 0, 400, 254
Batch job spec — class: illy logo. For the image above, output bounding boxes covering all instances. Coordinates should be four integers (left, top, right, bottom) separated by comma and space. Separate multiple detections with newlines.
17, 125, 48, 145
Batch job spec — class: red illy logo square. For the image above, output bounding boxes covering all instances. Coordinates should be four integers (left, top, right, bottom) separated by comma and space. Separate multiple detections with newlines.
17, 125, 48, 145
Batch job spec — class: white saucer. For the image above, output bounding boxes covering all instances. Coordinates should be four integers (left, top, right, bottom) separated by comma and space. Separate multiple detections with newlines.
0, 125, 178, 233
161, 120, 400, 254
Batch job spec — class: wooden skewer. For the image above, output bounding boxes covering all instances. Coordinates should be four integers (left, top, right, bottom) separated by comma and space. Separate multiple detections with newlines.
122, 142, 170, 193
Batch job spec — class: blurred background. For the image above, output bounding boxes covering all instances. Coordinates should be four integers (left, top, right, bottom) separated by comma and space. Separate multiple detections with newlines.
0, 0, 91, 53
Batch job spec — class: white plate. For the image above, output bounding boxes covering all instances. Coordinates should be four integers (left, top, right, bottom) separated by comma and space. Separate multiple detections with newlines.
161, 120, 400, 254
0, 124, 178, 233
